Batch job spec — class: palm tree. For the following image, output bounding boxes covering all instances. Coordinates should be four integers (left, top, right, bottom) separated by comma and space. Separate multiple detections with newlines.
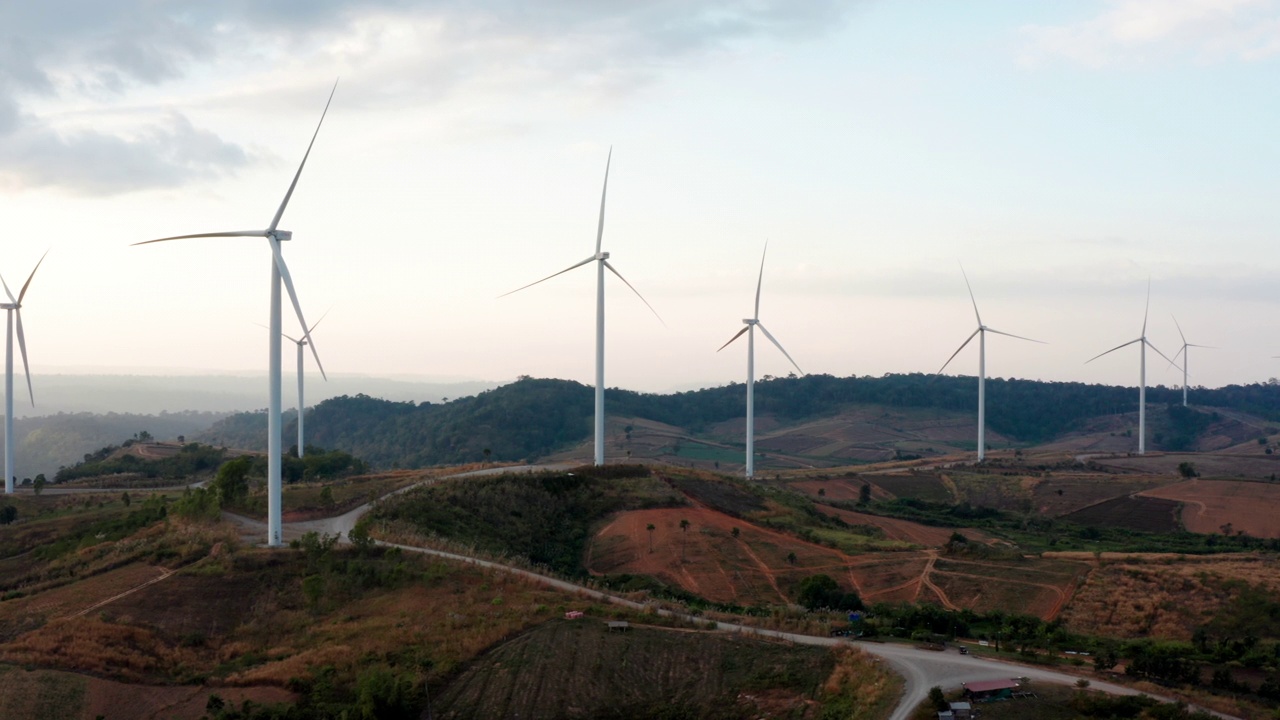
646, 523, 656, 553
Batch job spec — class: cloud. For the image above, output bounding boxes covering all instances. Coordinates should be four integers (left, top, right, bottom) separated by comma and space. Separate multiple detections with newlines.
0, 1, 852, 195
1020, 0, 1280, 67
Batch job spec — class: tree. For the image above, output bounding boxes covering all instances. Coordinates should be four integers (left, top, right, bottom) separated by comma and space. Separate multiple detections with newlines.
646, 523, 656, 553
731, 527, 740, 539
0, 505, 16, 525
858, 483, 872, 505
137, 430, 153, 442
319, 485, 335, 509
32, 475, 45, 495
121, 492, 131, 507
1178, 461, 1198, 479
928, 686, 948, 711
679, 518, 690, 562
212, 456, 253, 505
796, 574, 863, 612
786, 551, 798, 565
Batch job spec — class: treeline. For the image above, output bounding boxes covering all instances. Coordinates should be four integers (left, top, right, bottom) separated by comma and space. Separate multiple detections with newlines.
198, 374, 1280, 469
54, 442, 227, 483
15, 410, 227, 481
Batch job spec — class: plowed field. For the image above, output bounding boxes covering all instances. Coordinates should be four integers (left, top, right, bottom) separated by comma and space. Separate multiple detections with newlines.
1139, 479, 1280, 538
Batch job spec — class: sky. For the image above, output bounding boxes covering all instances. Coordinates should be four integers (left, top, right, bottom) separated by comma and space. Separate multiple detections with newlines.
2, 0, 1280, 404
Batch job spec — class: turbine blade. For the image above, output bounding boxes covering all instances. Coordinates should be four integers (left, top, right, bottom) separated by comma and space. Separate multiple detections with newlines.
0, 273, 14, 305
1141, 277, 1151, 336
269, 79, 338, 232
603, 259, 664, 326
270, 238, 327, 381
1145, 338, 1179, 369
960, 264, 982, 327
717, 325, 750, 352
937, 328, 980, 375
754, 241, 768, 320
1085, 338, 1141, 364
984, 327, 1047, 344
133, 230, 268, 246
307, 307, 332, 334
15, 310, 33, 406
756, 322, 803, 375
18, 249, 48, 303
1187, 343, 1217, 349
1171, 314, 1186, 346
1167, 345, 1186, 372
498, 255, 596, 297
595, 147, 611, 255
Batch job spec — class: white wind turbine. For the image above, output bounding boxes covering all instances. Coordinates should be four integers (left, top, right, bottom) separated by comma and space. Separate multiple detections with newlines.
717, 243, 802, 478
1168, 316, 1213, 408
284, 311, 329, 458
136, 83, 335, 546
936, 268, 1043, 462
1086, 281, 1178, 455
0, 252, 47, 494
501, 148, 662, 466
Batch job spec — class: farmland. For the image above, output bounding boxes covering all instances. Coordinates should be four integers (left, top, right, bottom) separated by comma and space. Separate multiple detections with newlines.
1139, 478, 1280, 538
1060, 495, 1182, 534
435, 618, 900, 720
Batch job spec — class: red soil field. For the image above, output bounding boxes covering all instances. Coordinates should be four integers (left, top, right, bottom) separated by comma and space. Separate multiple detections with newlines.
1140, 479, 1280, 538
791, 479, 893, 503
814, 505, 991, 548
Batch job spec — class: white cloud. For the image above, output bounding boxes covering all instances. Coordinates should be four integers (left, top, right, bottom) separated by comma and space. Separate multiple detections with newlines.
1020, 0, 1280, 67
0, 1, 853, 195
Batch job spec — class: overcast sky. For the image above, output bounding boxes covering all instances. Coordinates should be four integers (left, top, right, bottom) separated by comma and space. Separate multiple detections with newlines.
3, 0, 1279, 400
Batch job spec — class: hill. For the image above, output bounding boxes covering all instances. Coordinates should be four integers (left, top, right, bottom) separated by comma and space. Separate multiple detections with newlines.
199, 374, 1280, 471
13, 411, 228, 481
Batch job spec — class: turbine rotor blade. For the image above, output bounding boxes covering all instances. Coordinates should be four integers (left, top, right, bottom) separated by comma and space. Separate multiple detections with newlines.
1187, 343, 1217, 349
1172, 314, 1186, 346
308, 307, 332, 334
1167, 346, 1186, 372
0, 273, 14, 305
1085, 337, 1141, 364
270, 238, 327, 381
937, 328, 980, 375
1145, 338, 1179, 369
595, 147, 611, 255
603, 259, 665, 326
499, 255, 596, 298
269, 79, 338, 232
959, 264, 982, 326
984, 327, 1047, 344
15, 309, 33, 406
133, 230, 268, 246
754, 241, 768, 320
756, 322, 803, 375
1141, 277, 1151, 336
18, 250, 48, 303
717, 325, 750, 352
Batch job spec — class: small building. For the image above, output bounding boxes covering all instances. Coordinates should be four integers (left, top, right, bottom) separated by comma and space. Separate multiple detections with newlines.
936, 712, 953, 720
962, 678, 1019, 701
948, 701, 972, 719
607, 621, 630, 632
564, 610, 584, 619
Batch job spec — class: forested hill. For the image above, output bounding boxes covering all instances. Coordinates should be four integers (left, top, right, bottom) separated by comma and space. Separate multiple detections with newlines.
197, 374, 1280, 469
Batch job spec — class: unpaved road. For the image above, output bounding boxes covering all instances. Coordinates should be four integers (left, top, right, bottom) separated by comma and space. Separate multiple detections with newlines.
220, 466, 1240, 720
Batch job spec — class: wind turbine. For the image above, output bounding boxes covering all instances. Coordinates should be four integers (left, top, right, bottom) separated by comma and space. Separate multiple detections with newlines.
0, 252, 47, 494
1086, 281, 1178, 455
135, 82, 335, 546
501, 148, 662, 466
284, 310, 329, 458
717, 243, 802, 478
936, 267, 1043, 462
1168, 316, 1213, 408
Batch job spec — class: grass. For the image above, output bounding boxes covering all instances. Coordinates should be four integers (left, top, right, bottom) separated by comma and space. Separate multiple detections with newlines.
911, 683, 1221, 720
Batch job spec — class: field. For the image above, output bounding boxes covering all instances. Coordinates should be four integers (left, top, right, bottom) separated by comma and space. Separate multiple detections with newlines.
1060, 495, 1182, 533
1058, 553, 1280, 639
1139, 478, 1280, 538
1029, 473, 1169, 516
1093, 452, 1280, 482
813, 505, 989, 547
435, 618, 899, 720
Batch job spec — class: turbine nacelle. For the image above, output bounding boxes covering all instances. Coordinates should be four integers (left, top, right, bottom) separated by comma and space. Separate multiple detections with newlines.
743, 318, 757, 325
271, 230, 293, 242
596, 251, 609, 261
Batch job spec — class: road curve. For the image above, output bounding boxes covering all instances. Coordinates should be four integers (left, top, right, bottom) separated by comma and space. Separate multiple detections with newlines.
219, 467, 1240, 720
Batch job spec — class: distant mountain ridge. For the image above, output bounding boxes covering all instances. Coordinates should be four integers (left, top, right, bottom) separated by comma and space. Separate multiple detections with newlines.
195, 373, 1280, 469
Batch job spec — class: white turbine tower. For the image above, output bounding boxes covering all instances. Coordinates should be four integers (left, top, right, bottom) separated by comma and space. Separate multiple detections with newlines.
502, 148, 662, 466
1086, 281, 1178, 455
0, 252, 47, 494
936, 268, 1043, 462
1168, 316, 1213, 408
717, 243, 802, 479
136, 83, 335, 546
284, 311, 329, 458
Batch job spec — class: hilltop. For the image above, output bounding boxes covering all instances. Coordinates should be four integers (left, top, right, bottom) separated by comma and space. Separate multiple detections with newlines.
198, 374, 1280, 472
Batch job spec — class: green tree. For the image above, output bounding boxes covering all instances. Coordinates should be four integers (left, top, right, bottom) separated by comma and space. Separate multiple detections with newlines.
731, 526, 740, 539
32, 475, 45, 495
1178, 461, 1198, 478
212, 456, 253, 505
0, 505, 16, 525
319, 485, 335, 509
796, 574, 863, 612
928, 686, 948, 711
121, 491, 131, 507
646, 523, 656, 553
858, 483, 871, 505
